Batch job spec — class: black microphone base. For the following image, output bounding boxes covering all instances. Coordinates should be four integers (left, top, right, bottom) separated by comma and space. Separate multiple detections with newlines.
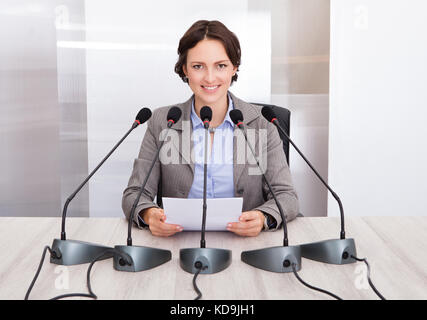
113, 245, 171, 272
50, 239, 113, 266
180, 248, 232, 274
241, 245, 301, 273
300, 238, 357, 265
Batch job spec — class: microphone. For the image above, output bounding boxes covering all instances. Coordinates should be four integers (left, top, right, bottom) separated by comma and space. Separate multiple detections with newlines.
230, 109, 301, 273
166, 106, 182, 127
127, 106, 181, 246
179, 105, 232, 275
200, 105, 212, 129
133, 108, 153, 128
50, 108, 152, 266
230, 109, 289, 246
200, 106, 212, 249
114, 107, 182, 272
261, 106, 357, 265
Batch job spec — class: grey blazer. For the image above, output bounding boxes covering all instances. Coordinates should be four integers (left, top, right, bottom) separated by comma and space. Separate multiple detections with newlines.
122, 91, 299, 231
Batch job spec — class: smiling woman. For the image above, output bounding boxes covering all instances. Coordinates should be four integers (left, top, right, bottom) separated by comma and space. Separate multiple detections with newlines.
175, 20, 240, 127
175, 20, 241, 84
122, 20, 300, 238
183, 39, 237, 128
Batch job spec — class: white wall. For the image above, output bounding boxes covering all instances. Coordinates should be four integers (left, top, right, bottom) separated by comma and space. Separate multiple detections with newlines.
329, 0, 427, 217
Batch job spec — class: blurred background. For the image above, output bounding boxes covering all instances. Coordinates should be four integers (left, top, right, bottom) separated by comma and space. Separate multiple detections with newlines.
1, 0, 425, 219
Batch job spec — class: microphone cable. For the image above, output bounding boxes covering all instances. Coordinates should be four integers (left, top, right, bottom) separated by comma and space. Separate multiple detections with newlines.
25, 245, 59, 300
193, 261, 208, 300
25, 247, 131, 300
351, 255, 386, 300
291, 263, 343, 300
50, 249, 119, 300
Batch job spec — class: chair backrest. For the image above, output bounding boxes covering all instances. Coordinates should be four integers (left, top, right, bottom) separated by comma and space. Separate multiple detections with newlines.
250, 102, 291, 164
156, 103, 291, 208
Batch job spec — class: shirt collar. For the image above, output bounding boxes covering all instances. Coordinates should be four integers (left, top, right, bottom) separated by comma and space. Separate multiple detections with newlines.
191, 94, 234, 129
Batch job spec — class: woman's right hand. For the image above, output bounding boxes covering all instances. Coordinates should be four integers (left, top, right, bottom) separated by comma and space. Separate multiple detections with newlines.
141, 207, 183, 237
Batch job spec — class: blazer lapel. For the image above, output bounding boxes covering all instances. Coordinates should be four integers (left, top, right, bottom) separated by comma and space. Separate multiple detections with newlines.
229, 91, 261, 196
169, 96, 195, 175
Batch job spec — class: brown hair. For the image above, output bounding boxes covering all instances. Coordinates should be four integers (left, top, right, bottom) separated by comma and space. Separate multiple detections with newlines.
174, 20, 241, 84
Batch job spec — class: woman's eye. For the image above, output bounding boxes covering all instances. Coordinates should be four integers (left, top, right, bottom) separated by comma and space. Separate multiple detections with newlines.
192, 65, 203, 70
218, 64, 227, 69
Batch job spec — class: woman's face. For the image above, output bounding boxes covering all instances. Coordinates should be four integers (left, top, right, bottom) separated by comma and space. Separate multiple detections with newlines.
183, 38, 237, 107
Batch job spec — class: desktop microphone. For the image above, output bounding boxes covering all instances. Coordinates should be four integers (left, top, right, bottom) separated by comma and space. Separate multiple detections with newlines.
199, 106, 212, 248
261, 106, 357, 265
113, 106, 182, 272
230, 109, 301, 273
179, 106, 232, 275
50, 108, 152, 266
200, 105, 212, 130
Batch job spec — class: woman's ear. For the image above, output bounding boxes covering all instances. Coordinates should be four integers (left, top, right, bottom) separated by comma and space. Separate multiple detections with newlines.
182, 64, 190, 83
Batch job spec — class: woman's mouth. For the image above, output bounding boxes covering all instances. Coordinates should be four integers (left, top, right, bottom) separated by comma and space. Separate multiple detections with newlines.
201, 85, 220, 93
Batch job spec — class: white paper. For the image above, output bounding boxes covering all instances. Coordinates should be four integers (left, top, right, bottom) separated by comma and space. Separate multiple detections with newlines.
162, 197, 243, 231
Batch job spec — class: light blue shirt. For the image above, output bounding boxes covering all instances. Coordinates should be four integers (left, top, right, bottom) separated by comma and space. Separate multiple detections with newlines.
187, 95, 235, 199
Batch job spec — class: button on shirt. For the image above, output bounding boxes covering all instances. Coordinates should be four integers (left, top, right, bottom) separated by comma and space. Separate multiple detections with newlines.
187, 96, 235, 199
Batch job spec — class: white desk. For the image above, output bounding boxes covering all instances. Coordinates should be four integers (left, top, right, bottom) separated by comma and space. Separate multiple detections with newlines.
0, 216, 425, 300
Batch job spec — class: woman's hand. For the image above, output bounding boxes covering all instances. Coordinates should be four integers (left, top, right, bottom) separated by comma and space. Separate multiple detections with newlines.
141, 207, 183, 237
227, 210, 265, 237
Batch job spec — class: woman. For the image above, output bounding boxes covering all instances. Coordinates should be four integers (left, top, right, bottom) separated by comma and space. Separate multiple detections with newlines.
122, 20, 299, 237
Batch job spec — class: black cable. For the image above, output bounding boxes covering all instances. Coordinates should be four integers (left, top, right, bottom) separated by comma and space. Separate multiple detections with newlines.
26, 247, 131, 300
49, 250, 113, 300
25, 246, 57, 300
193, 262, 208, 300
351, 255, 386, 300
193, 268, 203, 300
50, 249, 131, 300
291, 263, 343, 300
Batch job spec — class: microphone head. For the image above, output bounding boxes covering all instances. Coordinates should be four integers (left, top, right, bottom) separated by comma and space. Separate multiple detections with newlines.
261, 106, 277, 123
135, 107, 152, 124
167, 106, 182, 124
200, 106, 212, 122
229, 109, 244, 125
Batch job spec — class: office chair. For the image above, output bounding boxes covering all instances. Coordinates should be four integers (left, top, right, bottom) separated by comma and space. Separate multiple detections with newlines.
250, 102, 290, 165
249, 103, 304, 217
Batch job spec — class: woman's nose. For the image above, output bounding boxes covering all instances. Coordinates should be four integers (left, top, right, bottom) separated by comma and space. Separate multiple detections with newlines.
204, 68, 216, 83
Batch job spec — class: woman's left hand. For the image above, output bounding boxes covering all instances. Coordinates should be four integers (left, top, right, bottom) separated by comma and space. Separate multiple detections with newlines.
227, 210, 265, 237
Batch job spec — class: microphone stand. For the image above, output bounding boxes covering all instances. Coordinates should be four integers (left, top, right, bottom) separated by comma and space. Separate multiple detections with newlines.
179, 119, 232, 274
113, 122, 176, 272
234, 121, 301, 273
269, 115, 356, 265
51, 123, 141, 266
